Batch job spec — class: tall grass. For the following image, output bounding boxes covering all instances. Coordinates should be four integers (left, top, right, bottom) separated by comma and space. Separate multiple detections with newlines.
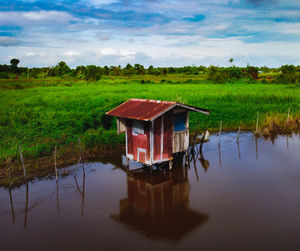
0, 79, 299, 162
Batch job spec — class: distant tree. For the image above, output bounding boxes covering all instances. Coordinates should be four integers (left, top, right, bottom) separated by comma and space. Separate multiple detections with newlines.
103, 66, 110, 75
53, 61, 71, 76
228, 58, 234, 64
86, 65, 102, 80
147, 65, 154, 75
280, 65, 296, 74
10, 58, 20, 73
111, 66, 121, 76
247, 66, 259, 80
10, 58, 20, 67
167, 67, 176, 74
134, 64, 145, 75
75, 65, 87, 78
123, 63, 134, 75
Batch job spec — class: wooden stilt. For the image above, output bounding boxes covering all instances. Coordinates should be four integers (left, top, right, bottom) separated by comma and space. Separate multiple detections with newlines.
185, 151, 189, 166
169, 160, 173, 170
126, 157, 130, 171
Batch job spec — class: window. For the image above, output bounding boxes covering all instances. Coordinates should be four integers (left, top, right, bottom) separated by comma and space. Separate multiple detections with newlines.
174, 113, 186, 131
132, 120, 144, 135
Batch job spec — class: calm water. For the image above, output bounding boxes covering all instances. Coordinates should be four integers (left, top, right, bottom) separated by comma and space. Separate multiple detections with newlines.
1, 133, 300, 251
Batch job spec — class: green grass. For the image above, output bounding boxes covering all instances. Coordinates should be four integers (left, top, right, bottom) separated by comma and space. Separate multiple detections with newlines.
1, 77, 300, 163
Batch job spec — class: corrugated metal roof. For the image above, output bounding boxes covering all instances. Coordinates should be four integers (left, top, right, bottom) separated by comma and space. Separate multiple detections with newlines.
106, 98, 210, 121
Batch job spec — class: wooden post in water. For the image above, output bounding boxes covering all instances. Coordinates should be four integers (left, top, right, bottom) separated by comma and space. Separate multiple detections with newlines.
237, 123, 241, 142
237, 140, 241, 160
219, 121, 222, 145
218, 141, 222, 168
255, 136, 258, 160
287, 107, 290, 124
19, 145, 27, 183
255, 112, 259, 134
54, 146, 58, 181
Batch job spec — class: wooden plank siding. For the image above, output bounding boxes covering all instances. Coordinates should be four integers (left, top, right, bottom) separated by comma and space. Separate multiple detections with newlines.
126, 108, 190, 165
126, 119, 151, 165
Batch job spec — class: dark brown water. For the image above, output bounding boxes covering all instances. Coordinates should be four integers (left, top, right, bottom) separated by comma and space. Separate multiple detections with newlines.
1, 133, 300, 251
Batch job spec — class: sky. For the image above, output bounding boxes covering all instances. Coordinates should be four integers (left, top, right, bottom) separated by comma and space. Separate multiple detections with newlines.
0, 0, 300, 67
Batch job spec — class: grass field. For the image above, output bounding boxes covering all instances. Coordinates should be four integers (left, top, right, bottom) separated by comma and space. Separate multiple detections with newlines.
1, 76, 300, 164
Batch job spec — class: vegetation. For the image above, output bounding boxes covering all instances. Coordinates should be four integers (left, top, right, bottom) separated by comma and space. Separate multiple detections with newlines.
0, 59, 300, 166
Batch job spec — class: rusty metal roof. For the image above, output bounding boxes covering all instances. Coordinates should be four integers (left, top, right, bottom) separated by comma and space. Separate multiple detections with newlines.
106, 98, 210, 121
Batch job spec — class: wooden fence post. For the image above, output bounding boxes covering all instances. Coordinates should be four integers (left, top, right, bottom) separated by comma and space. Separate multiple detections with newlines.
54, 146, 58, 181
219, 121, 222, 144
237, 123, 241, 142
19, 145, 27, 183
255, 112, 259, 134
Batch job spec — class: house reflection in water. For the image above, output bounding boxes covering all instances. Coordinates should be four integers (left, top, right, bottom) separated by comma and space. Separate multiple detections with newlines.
111, 156, 209, 241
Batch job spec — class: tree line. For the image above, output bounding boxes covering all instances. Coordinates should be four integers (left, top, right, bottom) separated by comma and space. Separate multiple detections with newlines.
1, 59, 300, 84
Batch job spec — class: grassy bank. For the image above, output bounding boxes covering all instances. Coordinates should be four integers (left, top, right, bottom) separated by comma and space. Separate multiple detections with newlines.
1, 77, 300, 165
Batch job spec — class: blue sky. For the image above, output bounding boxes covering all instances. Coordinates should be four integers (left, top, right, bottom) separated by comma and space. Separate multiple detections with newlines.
0, 0, 300, 67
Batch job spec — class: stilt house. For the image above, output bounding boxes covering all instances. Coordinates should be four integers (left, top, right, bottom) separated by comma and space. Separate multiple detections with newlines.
106, 99, 209, 166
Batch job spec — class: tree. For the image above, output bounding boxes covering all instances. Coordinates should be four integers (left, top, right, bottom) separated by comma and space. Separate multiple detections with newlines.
10, 58, 20, 73
53, 61, 71, 76
247, 66, 259, 80
10, 58, 20, 67
280, 65, 296, 74
228, 58, 234, 64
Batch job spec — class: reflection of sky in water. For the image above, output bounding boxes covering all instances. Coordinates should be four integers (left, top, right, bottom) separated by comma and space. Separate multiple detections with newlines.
0, 133, 300, 250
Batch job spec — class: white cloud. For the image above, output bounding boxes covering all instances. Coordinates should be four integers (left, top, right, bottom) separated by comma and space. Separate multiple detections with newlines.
100, 48, 117, 55
26, 52, 36, 56
80, 0, 120, 7
0, 11, 75, 26
63, 51, 82, 56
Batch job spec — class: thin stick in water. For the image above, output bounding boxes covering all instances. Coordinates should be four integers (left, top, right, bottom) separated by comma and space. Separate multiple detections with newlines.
19, 145, 27, 183
256, 111, 259, 134
54, 146, 58, 181
237, 123, 241, 142
219, 121, 222, 143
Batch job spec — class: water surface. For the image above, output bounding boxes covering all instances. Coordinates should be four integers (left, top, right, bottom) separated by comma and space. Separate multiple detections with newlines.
1, 133, 300, 250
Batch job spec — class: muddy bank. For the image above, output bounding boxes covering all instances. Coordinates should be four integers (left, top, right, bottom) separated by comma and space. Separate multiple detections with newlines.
0, 144, 125, 188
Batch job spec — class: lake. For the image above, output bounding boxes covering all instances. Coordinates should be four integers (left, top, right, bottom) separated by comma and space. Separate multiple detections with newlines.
1, 133, 300, 250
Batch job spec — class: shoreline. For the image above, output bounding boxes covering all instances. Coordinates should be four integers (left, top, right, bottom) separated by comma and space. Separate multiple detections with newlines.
1, 129, 299, 188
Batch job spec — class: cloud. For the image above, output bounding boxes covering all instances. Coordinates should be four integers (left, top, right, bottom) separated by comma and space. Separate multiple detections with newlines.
0, 36, 21, 46
63, 50, 82, 56
0, 11, 75, 26
1, 0, 300, 67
